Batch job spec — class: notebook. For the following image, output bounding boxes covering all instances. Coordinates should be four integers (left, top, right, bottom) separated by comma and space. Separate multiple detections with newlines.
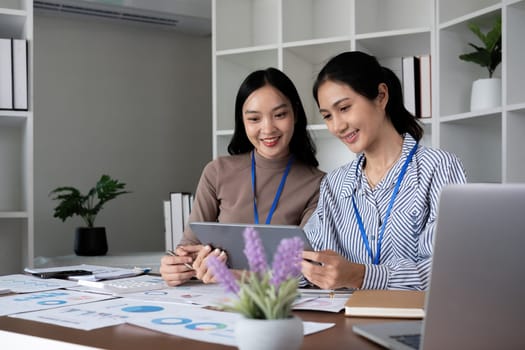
345, 290, 425, 318
352, 183, 525, 350
189, 222, 312, 270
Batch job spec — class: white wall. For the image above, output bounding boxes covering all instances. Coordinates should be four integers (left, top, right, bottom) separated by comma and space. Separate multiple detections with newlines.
33, 14, 212, 257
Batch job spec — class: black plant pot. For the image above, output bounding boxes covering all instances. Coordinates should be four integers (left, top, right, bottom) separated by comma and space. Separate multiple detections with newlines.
74, 227, 108, 256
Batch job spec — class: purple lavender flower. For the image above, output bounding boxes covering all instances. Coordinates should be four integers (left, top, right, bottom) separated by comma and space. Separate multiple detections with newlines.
206, 255, 240, 294
243, 227, 268, 275
270, 237, 304, 288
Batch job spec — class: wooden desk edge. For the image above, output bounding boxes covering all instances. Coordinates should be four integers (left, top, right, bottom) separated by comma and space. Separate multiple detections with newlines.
0, 310, 390, 349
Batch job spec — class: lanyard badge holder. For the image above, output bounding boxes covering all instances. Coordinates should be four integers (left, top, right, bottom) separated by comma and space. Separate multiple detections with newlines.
352, 143, 418, 265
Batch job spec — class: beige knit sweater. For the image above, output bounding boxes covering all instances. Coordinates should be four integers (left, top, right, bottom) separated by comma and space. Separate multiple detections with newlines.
179, 151, 325, 245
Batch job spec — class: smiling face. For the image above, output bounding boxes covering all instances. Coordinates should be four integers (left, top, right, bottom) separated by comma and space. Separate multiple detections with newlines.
242, 85, 295, 160
317, 80, 389, 154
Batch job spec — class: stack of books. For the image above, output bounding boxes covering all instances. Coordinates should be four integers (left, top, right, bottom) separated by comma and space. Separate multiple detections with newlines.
164, 192, 193, 251
0, 38, 28, 110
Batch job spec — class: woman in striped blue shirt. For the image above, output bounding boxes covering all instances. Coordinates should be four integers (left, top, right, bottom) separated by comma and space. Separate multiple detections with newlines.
302, 51, 466, 291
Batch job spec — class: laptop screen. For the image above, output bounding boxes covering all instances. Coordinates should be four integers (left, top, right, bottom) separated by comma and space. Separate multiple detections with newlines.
420, 184, 525, 349
353, 184, 525, 350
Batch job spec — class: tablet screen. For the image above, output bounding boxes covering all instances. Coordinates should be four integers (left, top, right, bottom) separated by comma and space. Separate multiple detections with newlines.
189, 222, 312, 270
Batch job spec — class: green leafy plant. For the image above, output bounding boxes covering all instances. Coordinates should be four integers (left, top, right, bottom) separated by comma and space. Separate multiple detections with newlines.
50, 174, 129, 228
459, 17, 502, 78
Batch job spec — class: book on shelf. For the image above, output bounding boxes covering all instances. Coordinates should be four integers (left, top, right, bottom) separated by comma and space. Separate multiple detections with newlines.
418, 54, 432, 118
167, 192, 193, 250
402, 55, 432, 119
402, 56, 419, 115
163, 200, 173, 251
12, 39, 28, 111
0, 38, 28, 111
345, 290, 425, 318
181, 193, 192, 232
170, 192, 185, 249
0, 38, 13, 110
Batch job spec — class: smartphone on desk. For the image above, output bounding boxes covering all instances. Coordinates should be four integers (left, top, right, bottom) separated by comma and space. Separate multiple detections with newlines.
33, 270, 93, 279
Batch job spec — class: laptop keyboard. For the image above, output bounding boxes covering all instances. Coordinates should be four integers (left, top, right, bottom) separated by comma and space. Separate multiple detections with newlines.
391, 334, 421, 349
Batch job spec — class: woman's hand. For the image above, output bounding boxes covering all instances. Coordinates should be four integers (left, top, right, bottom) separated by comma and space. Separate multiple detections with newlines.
192, 245, 228, 283
302, 250, 365, 290
159, 245, 201, 286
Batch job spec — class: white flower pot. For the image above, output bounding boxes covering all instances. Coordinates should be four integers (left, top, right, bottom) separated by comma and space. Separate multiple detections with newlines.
234, 316, 303, 350
470, 78, 501, 111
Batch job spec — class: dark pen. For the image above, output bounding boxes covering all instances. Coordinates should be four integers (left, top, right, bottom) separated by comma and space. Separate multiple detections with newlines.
166, 249, 195, 270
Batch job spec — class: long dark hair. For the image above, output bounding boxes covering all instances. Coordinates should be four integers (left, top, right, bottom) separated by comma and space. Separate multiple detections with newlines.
228, 67, 319, 167
312, 51, 423, 141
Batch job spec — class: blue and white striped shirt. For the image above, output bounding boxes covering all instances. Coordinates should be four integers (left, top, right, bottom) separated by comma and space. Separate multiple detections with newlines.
304, 134, 466, 290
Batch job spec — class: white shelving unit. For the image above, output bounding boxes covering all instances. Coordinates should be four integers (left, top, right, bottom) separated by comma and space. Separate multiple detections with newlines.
437, 0, 525, 183
212, 0, 525, 183
0, 0, 33, 274
212, 0, 434, 172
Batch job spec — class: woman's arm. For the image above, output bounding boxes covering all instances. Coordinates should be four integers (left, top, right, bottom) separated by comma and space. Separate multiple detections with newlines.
179, 161, 221, 245
299, 174, 324, 227
302, 250, 365, 289
161, 161, 221, 285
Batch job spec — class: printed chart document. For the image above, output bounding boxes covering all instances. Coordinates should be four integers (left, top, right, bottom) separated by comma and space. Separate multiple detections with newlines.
0, 274, 78, 293
129, 307, 334, 347
122, 280, 233, 307
293, 287, 353, 312
345, 290, 426, 318
1, 289, 114, 316
10, 298, 134, 331
12, 297, 335, 345
127, 302, 335, 347
293, 296, 348, 313
122, 282, 351, 312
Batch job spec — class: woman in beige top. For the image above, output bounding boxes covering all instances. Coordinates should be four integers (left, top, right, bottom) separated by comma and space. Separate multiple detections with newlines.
160, 68, 325, 286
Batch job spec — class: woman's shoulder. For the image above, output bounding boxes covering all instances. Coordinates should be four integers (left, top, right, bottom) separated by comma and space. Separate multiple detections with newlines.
203, 153, 251, 173
416, 144, 463, 168
322, 159, 358, 187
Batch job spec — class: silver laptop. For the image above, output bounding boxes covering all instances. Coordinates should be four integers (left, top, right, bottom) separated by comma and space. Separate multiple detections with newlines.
353, 184, 525, 350
189, 222, 312, 270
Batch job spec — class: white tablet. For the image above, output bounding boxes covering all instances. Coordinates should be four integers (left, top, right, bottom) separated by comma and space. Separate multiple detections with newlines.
189, 222, 312, 270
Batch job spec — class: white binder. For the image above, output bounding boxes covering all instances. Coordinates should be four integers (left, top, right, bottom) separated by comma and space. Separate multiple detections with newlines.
0, 38, 13, 109
12, 39, 28, 110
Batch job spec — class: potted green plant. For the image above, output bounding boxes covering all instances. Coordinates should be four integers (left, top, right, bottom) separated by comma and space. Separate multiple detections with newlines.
207, 227, 304, 350
50, 174, 129, 256
459, 17, 502, 111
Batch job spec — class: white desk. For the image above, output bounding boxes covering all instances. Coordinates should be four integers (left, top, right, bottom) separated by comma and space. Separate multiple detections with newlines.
33, 252, 165, 274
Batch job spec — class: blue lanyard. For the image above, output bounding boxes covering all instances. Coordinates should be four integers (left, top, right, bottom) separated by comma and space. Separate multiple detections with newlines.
352, 143, 418, 265
251, 151, 294, 225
